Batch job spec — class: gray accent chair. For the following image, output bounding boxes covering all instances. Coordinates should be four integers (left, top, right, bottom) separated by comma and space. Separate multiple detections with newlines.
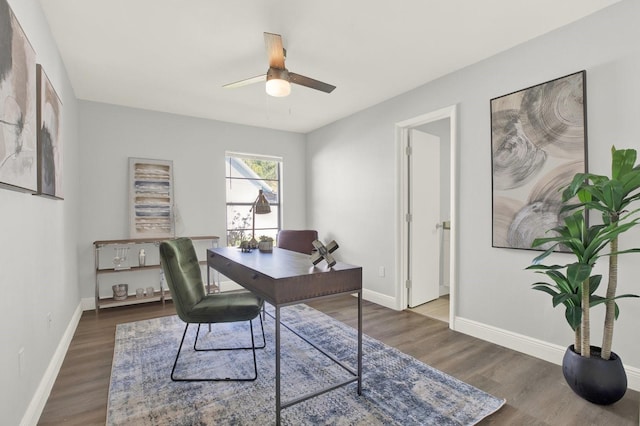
277, 230, 318, 255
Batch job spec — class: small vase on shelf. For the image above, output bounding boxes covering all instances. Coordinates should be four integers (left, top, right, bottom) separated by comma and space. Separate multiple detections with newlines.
138, 249, 146, 267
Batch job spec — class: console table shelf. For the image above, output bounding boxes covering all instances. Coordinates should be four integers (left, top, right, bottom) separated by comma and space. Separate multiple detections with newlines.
94, 236, 219, 311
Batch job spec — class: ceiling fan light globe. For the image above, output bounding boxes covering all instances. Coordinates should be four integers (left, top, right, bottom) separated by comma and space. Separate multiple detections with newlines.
266, 78, 291, 97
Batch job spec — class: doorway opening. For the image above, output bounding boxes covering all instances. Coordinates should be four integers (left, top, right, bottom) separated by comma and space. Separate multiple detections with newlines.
395, 105, 458, 329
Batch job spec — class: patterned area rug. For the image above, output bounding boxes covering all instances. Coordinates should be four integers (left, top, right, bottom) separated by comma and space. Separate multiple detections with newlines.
107, 304, 504, 425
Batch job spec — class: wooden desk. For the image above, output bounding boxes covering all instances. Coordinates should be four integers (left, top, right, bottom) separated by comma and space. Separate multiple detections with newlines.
207, 247, 363, 425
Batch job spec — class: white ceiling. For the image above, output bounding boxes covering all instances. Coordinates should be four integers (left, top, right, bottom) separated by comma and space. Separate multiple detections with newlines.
39, 0, 620, 134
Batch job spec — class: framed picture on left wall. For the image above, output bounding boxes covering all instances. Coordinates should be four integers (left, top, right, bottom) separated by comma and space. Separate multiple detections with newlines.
0, 0, 37, 193
36, 64, 63, 199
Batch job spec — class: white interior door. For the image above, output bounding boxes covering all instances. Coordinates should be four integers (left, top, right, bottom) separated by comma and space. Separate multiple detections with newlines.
408, 129, 440, 307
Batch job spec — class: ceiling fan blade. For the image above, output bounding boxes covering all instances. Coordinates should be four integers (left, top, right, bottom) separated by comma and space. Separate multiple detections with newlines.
289, 72, 336, 93
264, 32, 285, 69
222, 74, 266, 89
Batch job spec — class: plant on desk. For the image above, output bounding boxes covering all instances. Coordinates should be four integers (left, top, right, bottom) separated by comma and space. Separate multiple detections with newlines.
258, 235, 274, 253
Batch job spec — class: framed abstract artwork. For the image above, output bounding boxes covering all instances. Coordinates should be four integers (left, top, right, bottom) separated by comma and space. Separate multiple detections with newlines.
0, 0, 37, 193
491, 71, 587, 251
37, 64, 63, 199
129, 157, 174, 238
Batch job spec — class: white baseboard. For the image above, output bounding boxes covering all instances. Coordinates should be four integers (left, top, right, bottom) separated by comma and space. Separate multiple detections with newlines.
362, 288, 397, 310
21, 302, 83, 426
81, 297, 95, 311
454, 316, 640, 391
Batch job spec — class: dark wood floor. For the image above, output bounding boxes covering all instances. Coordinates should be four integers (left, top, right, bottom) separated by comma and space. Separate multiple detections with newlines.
39, 296, 638, 425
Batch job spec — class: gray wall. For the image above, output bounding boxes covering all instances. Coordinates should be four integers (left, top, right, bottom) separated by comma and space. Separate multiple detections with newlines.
0, 0, 80, 424
77, 101, 308, 300
307, 0, 640, 369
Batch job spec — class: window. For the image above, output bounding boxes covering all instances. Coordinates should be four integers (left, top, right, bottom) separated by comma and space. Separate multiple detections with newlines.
225, 153, 281, 247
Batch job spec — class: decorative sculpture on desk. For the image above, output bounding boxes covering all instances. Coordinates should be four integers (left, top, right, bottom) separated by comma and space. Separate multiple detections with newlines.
311, 239, 339, 268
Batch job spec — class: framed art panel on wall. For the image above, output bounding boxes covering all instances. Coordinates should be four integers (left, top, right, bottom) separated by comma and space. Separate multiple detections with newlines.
37, 64, 63, 199
491, 71, 587, 251
129, 157, 174, 238
0, 0, 37, 193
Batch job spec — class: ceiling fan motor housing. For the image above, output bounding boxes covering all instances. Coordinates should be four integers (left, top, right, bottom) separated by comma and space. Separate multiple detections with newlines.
267, 67, 290, 82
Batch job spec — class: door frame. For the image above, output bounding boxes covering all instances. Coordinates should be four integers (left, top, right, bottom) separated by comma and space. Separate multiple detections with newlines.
394, 104, 458, 329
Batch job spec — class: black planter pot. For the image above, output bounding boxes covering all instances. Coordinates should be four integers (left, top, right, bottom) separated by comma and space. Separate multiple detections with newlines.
562, 345, 627, 405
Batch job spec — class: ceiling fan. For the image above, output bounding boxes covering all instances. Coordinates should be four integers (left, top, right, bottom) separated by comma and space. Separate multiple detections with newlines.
223, 32, 336, 97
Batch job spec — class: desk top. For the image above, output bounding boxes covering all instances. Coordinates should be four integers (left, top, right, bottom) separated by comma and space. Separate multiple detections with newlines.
207, 247, 362, 305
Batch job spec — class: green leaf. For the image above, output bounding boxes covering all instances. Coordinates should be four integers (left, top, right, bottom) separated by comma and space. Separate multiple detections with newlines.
530, 244, 559, 263
553, 293, 572, 307
588, 274, 602, 295
566, 263, 591, 286
589, 295, 607, 306
612, 147, 637, 180
563, 173, 588, 201
526, 264, 565, 271
606, 248, 640, 257
620, 169, 640, 194
565, 305, 581, 331
601, 180, 625, 211
560, 202, 585, 213
611, 293, 640, 299
532, 285, 560, 298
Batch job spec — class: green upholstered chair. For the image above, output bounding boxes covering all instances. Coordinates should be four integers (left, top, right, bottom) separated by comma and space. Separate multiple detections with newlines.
159, 237, 265, 382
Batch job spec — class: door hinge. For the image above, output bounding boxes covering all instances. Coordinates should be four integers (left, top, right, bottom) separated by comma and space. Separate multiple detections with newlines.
406, 213, 412, 222
405, 279, 412, 289
406, 145, 412, 156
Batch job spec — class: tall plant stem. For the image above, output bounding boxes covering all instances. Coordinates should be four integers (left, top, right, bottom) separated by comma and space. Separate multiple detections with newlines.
581, 277, 590, 357
602, 232, 619, 360
574, 327, 581, 355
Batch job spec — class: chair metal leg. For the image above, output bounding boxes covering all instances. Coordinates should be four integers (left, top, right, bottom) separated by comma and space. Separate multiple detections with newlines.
170, 316, 265, 382
193, 314, 266, 351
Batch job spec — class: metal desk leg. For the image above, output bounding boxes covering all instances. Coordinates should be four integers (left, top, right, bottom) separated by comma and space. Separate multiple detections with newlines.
358, 291, 362, 395
207, 267, 212, 332
276, 306, 281, 425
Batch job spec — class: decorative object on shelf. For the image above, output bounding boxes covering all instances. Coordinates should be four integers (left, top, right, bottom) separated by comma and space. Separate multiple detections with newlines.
311, 239, 339, 267
112, 284, 128, 301
113, 247, 130, 270
94, 236, 219, 311
0, 0, 37, 193
527, 147, 640, 405
239, 240, 252, 253
491, 71, 587, 251
138, 249, 146, 266
249, 189, 271, 248
36, 64, 63, 199
258, 235, 274, 253
129, 157, 174, 238
135, 287, 144, 298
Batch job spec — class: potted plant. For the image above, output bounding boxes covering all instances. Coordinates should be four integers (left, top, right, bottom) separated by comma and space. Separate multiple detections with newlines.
258, 235, 274, 253
527, 146, 640, 405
